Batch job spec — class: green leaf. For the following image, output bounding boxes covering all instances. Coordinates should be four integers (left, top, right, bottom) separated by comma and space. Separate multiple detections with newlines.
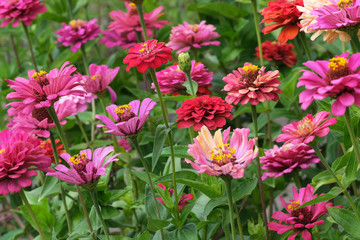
298, 187, 341, 209
162, 95, 194, 101
166, 223, 198, 240
328, 207, 360, 239
182, 79, 198, 96
187, 2, 247, 19
343, 150, 358, 186
312, 170, 337, 191
136, 231, 150, 240
39, 176, 60, 201
146, 145, 191, 159
152, 124, 171, 171
232, 178, 258, 201
0, 229, 23, 240
147, 218, 170, 232
155, 184, 174, 210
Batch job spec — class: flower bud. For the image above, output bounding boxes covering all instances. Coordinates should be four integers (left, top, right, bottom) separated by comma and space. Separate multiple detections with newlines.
178, 52, 192, 73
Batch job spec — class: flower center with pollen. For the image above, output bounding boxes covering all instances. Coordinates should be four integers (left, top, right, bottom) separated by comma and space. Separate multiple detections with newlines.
337, 0, 353, 8
91, 74, 101, 81
69, 20, 84, 28
241, 64, 260, 86
209, 143, 236, 166
296, 117, 314, 135
0, 149, 4, 155
32, 107, 53, 123
327, 57, 351, 81
32, 71, 49, 86
114, 104, 135, 122
138, 42, 154, 57
69, 152, 88, 167
189, 24, 199, 33
288, 200, 300, 210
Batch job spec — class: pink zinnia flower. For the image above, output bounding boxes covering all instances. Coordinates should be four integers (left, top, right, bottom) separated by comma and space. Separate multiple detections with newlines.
298, 52, 360, 116
123, 39, 173, 73
269, 184, 335, 240
167, 21, 220, 54
223, 63, 282, 105
260, 143, 320, 180
58, 84, 96, 115
95, 98, 156, 137
277, 111, 337, 144
186, 126, 258, 178
56, 19, 101, 52
157, 183, 194, 211
81, 64, 119, 103
153, 61, 213, 95
6, 62, 83, 116
118, 138, 132, 152
47, 146, 119, 190
0, 0, 46, 27
0, 129, 52, 195
100, 30, 142, 49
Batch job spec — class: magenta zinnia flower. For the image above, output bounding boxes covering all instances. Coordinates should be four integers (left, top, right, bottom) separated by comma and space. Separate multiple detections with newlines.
157, 183, 194, 211
100, 30, 142, 49
298, 52, 360, 116
0, 129, 52, 195
269, 184, 334, 240
260, 143, 319, 180
186, 126, 258, 178
223, 63, 282, 105
0, 0, 46, 27
167, 20, 220, 54
95, 98, 156, 137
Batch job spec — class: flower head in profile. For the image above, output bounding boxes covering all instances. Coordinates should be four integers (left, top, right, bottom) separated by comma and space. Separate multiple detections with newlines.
277, 111, 337, 144
96, 98, 156, 137
186, 126, 258, 178
256, 41, 297, 67
0, 129, 52, 195
123, 39, 173, 73
298, 52, 360, 116
157, 183, 194, 211
269, 184, 334, 240
260, 0, 304, 43
167, 21, 220, 54
41, 139, 65, 163
0, 0, 46, 27
223, 63, 282, 105
47, 146, 119, 190
56, 19, 101, 52
260, 143, 319, 180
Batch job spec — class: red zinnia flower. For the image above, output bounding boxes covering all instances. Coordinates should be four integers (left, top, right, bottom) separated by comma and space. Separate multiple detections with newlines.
123, 39, 173, 73
41, 139, 65, 163
176, 95, 233, 131
255, 41, 297, 67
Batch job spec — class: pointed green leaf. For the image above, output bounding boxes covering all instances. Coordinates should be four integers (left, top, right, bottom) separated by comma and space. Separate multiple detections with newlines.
298, 187, 341, 209
328, 207, 360, 239
152, 124, 171, 171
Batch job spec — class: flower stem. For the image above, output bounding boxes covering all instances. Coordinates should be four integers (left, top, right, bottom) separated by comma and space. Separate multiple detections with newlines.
233, 202, 244, 240
89, 191, 110, 240
80, 45, 91, 76
349, 31, 360, 53
135, 3, 148, 41
77, 186, 96, 239
292, 172, 302, 189
344, 108, 360, 164
10, 34, 22, 73
184, 72, 196, 96
67, 0, 74, 19
224, 177, 236, 240
250, 0, 263, 66
298, 32, 313, 61
22, 22, 38, 72
75, 115, 90, 147
19, 189, 46, 240
250, 104, 270, 240
47, 106, 70, 153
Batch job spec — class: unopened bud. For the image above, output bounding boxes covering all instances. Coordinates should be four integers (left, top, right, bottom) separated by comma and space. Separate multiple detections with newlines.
178, 52, 192, 73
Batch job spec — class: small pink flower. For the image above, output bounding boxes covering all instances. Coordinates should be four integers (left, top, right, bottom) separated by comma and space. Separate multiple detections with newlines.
56, 19, 101, 52
277, 111, 337, 144
0, 0, 46, 27
157, 183, 193, 211
118, 138, 132, 152
95, 98, 156, 137
167, 21, 220, 54
186, 126, 258, 178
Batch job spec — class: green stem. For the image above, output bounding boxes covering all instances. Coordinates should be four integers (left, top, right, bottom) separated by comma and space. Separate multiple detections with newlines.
224, 177, 236, 240
67, 0, 73, 19
89, 191, 110, 240
191, 49, 200, 62
233, 201, 244, 240
22, 22, 38, 71
10, 34, 22, 73
250, 0, 263, 66
135, 3, 148, 41
202, 224, 208, 240
292, 172, 302, 189
77, 186, 96, 239
47, 106, 70, 152
344, 108, 360, 164
75, 115, 90, 147
298, 32, 313, 61
91, 99, 96, 143
184, 72, 196, 96
349, 31, 360, 53
80, 45, 91, 76
19, 189, 46, 240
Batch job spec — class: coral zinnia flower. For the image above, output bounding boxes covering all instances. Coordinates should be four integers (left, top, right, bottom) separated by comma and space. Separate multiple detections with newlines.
255, 41, 297, 67
186, 126, 258, 178
223, 63, 282, 105
6, 62, 83, 116
95, 98, 156, 137
277, 111, 337, 144
298, 52, 360, 116
0, 129, 52, 195
41, 139, 65, 163
167, 21, 220, 54
260, 0, 304, 43
0, 0, 46, 27
260, 143, 319, 180
47, 146, 119, 190
56, 19, 101, 52
176, 95, 233, 131
269, 184, 334, 240
123, 39, 173, 73
157, 183, 194, 211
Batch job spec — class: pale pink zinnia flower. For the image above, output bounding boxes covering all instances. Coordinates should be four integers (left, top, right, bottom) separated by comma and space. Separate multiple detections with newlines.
95, 98, 156, 137
269, 184, 335, 240
298, 52, 360, 116
186, 126, 258, 178
157, 183, 193, 211
56, 19, 101, 52
0, 0, 46, 27
47, 146, 119, 190
277, 111, 337, 144
167, 21, 220, 54
100, 30, 142, 49
0, 129, 52, 195
260, 143, 320, 180
223, 63, 282, 105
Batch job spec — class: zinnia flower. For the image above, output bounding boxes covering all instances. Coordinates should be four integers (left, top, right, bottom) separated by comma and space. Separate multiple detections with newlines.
176, 95, 233, 131
56, 19, 101, 52
0, 129, 52, 195
157, 183, 194, 211
0, 0, 46, 27
167, 21, 220, 54
260, 0, 304, 43
298, 52, 360, 116
153, 61, 213, 95
123, 39, 173, 73
41, 139, 65, 163
260, 143, 320, 180
100, 30, 142, 49
186, 126, 258, 178
276, 111, 337, 144
222, 63, 282, 105
46, 146, 120, 190
95, 98, 156, 137
269, 184, 334, 240
255, 41, 297, 67
118, 138, 132, 152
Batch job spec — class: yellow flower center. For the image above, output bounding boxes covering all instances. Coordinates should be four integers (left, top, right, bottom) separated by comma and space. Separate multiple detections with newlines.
0, 149, 4, 154
328, 57, 348, 71
32, 70, 47, 79
91, 74, 101, 81
337, 0, 353, 8
32, 71, 49, 86
138, 42, 155, 56
288, 200, 300, 210
189, 24, 199, 33
129, 3, 136, 7
69, 152, 87, 165
297, 117, 314, 135
115, 104, 131, 114
209, 143, 236, 165
242, 64, 259, 73
69, 20, 84, 28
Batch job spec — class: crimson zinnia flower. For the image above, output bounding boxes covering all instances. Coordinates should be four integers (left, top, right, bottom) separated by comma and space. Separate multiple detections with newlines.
123, 39, 173, 73
255, 41, 297, 67
176, 95, 233, 131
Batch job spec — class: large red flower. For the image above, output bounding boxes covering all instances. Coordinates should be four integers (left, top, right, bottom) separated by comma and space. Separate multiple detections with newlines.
176, 95, 233, 131
255, 41, 297, 67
